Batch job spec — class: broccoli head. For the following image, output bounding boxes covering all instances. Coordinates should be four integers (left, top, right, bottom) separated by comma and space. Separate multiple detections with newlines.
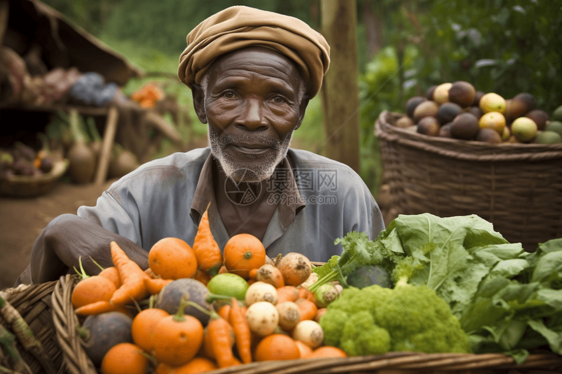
322, 283, 471, 356
340, 311, 391, 356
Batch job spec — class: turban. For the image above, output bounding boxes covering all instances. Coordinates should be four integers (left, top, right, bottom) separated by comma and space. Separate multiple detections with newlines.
178, 6, 330, 98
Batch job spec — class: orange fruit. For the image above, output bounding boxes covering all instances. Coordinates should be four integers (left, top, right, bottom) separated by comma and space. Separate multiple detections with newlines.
149, 238, 198, 280
254, 334, 300, 361
131, 308, 169, 353
223, 234, 265, 279
100, 343, 147, 374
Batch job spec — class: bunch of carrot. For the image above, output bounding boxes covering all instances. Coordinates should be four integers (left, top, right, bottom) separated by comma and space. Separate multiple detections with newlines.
131, 83, 165, 108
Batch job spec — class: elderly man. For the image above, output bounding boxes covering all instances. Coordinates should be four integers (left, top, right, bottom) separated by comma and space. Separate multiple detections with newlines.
18, 6, 384, 285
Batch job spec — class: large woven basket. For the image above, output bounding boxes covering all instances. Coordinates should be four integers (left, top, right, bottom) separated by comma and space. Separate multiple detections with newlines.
375, 111, 562, 250
2, 275, 562, 373
0, 159, 69, 198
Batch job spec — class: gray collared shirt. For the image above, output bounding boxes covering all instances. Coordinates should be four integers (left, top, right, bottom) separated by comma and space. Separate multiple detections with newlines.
77, 147, 385, 262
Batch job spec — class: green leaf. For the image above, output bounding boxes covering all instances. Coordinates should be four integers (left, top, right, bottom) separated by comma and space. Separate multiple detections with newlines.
527, 319, 562, 355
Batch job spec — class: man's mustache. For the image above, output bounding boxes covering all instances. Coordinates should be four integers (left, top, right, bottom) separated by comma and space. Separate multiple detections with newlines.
219, 133, 283, 148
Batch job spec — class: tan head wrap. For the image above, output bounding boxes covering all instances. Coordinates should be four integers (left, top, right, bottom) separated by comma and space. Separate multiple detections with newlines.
178, 6, 330, 98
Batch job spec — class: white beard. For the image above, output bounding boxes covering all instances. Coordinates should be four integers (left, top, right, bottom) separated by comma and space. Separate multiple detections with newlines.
208, 126, 292, 182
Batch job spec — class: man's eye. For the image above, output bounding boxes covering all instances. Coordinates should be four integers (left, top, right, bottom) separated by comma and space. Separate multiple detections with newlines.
271, 95, 285, 103
222, 91, 236, 99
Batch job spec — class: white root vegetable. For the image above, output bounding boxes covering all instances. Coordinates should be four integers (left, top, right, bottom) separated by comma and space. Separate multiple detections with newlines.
277, 252, 312, 287
245, 301, 279, 336
245, 281, 278, 306
292, 320, 324, 348
276, 302, 301, 331
299, 272, 318, 290
257, 264, 284, 288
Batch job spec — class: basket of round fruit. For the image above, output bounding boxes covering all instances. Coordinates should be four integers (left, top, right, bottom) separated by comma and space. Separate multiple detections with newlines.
0, 140, 69, 198
2, 210, 562, 374
374, 81, 562, 250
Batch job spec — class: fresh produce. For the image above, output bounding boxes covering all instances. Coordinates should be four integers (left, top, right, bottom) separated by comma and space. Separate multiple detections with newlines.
476, 128, 502, 144
224, 233, 266, 278
246, 301, 279, 336
131, 308, 169, 353
306, 346, 347, 359
433, 83, 452, 105
292, 320, 323, 349
276, 302, 301, 331
295, 298, 317, 321
417, 116, 440, 136
535, 131, 562, 144
276, 252, 312, 286
479, 112, 506, 135
192, 207, 223, 276
82, 312, 133, 367
451, 113, 479, 140
256, 264, 285, 288
406, 96, 426, 118
525, 109, 549, 131
100, 343, 147, 374
511, 117, 538, 142
75, 301, 131, 316
151, 298, 204, 366
67, 109, 96, 184
295, 340, 313, 358
110, 242, 148, 305
71, 258, 116, 308
206, 273, 248, 301
229, 297, 252, 364
254, 334, 300, 361
553, 105, 562, 121
447, 81, 476, 107
314, 308, 327, 322
546, 121, 562, 138
155, 279, 211, 325
276, 286, 300, 304
312, 283, 340, 308
144, 277, 172, 295
413, 100, 438, 122
156, 357, 217, 373
436, 102, 462, 125
149, 237, 198, 280
245, 281, 277, 306
480, 93, 506, 113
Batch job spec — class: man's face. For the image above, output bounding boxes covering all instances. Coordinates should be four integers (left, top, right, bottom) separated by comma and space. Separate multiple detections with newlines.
192, 48, 308, 182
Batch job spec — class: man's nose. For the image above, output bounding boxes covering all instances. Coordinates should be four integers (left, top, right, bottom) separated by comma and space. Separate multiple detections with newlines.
236, 99, 268, 131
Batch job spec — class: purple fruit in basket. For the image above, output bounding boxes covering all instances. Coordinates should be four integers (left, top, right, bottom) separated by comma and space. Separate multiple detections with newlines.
417, 117, 440, 136
438, 123, 453, 138
451, 113, 479, 140
473, 91, 485, 106
40, 157, 54, 173
426, 85, 437, 100
396, 116, 415, 129
448, 81, 476, 108
476, 128, 502, 144
525, 109, 549, 131
505, 93, 535, 122
465, 106, 483, 120
82, 312, 133, 366
413, 101, 439, 122
406, 96, 427, 118
436, 103, 463, 125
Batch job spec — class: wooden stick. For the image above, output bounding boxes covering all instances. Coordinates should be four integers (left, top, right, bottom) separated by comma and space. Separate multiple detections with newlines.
94, 106, 119, 185
145, 110, 183, 145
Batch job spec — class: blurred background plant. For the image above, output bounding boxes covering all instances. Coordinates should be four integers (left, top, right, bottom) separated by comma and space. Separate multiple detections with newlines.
43, 0, 562, 196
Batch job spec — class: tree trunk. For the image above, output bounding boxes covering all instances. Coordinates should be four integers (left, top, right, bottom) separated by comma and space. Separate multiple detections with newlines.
363, 1, 384, 59
319, 0, 360, 173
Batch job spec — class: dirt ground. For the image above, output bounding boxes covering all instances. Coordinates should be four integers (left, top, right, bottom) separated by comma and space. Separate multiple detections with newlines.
0, 180, 114, 290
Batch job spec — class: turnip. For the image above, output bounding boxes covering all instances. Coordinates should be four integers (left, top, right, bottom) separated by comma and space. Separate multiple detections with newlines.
276, 302, 301, 331
313, 283, 340, 308
277, 252, 312, 287
292, 320, 323, 348
299, 272, 318, 290
245, 281, 278, 306
245, 301, 279, 336
257, 264, 284, 288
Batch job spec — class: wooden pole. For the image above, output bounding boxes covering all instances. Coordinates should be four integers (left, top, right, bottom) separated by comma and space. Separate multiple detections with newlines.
95, 106, 119, 185
319, 0, 360, 172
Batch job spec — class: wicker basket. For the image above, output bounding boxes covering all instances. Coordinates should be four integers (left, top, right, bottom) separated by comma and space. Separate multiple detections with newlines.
0, 159, 69, 198
375, 111, 562, 250
2, 275, 562, 373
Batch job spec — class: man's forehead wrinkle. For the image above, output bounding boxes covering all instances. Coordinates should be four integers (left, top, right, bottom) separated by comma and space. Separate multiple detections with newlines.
213, 71, 297, 94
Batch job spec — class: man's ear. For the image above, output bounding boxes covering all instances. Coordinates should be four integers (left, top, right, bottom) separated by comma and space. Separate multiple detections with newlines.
191, 84, 208, 124
294, 95, 310, 131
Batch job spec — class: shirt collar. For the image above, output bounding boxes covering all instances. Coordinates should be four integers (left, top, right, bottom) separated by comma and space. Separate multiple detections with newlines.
190, 150, 305, 230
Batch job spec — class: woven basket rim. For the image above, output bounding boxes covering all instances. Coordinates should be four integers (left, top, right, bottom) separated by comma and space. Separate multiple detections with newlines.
375, 111, 562, 162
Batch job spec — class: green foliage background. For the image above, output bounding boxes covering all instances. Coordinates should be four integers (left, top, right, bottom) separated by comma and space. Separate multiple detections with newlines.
43, 0, 562, 196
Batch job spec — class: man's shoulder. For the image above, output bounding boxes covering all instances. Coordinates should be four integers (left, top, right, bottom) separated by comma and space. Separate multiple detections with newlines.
107, 148, 210, 192
289, 148, 354, 171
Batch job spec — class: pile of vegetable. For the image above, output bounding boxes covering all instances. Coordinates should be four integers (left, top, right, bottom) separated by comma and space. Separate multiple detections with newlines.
313, 214, 562, 363
72, 207, 344, 374
0, 137, 55, 179
71, 210, 561, 373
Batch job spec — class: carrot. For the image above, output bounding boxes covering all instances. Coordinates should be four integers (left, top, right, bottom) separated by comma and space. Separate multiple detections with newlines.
277, 286, 300, 304
298, 287, 314, 302
144, 268, 154, 277
75, 301, 131, 317
249, 269, 259, 281
218, 305, 231, 321
229, 298, 252, 364
187, 302, 237, 368
90, 256, 122, 289
295, 299, 317, 321
72, 257, 116, 309
194, 269, 211, 286
192, 208, 223, 276
144, 277, 172, 295
110, 241, 149, 305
